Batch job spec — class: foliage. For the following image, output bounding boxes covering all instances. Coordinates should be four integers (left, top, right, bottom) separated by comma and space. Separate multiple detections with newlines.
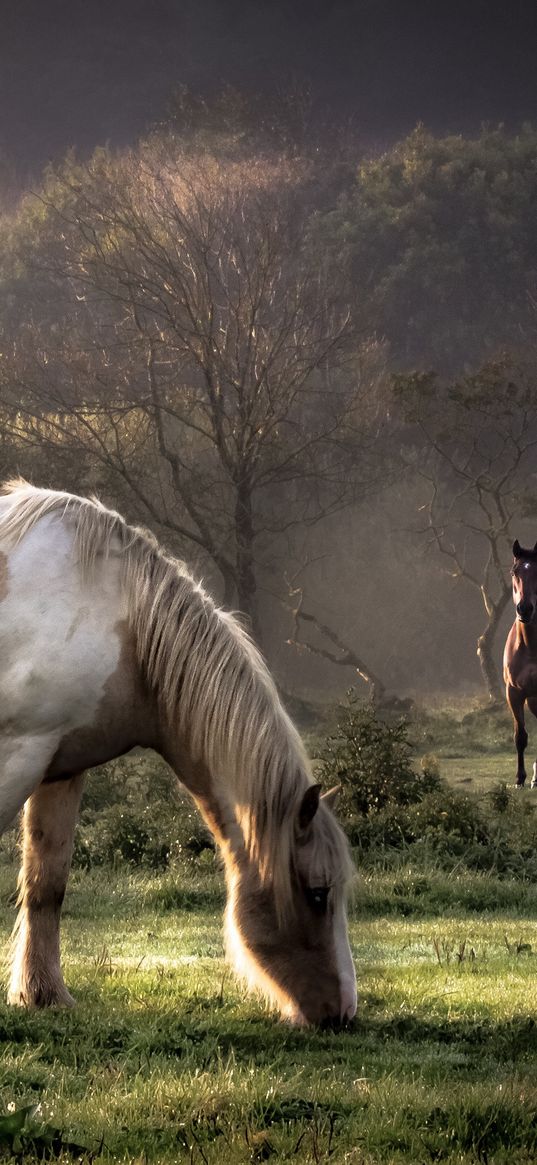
0, 1103, 90, 1159
4, 124, 537, 691
0, 139, 384, 637
71, 754, 213, 872
0, 702, 532, 883
318, 694, 440, 817
318, 696, 537, 876
50, 704, 537, 880
320, 124, 537, 371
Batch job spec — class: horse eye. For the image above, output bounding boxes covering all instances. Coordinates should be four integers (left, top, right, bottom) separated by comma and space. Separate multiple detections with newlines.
305, 886, 329, 914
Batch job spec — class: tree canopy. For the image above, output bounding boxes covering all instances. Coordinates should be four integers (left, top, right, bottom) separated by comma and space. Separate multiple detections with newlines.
0, 138, 383, 642
3, 117, 537, 693
321, 125, 537, 371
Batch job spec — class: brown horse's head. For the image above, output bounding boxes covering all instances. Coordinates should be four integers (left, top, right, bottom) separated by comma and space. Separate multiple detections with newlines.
225, 786, 356, 1028
512, 540, 537, 624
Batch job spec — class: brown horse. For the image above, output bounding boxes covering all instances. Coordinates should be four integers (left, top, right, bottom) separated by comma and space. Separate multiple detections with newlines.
0, 481, 356, 1025
503, 539, 537, 788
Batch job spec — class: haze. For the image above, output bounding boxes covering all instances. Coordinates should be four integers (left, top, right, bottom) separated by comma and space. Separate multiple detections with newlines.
2, 1, 537, 704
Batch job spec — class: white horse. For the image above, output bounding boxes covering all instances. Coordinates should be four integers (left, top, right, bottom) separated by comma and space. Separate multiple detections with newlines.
0, 481, 356, 1026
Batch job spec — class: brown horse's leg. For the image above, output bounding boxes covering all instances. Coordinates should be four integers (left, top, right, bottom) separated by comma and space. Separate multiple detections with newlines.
8, 773, 85, 1007
506, 687, 528, 787
526, 697, 537, 789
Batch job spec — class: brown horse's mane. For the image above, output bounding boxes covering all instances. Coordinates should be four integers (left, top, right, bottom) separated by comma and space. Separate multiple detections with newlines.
0, 480, 353, 921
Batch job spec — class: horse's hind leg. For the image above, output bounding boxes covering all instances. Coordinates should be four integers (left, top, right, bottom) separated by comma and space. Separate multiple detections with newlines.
9, 773, 85, 1007
506, 687, 528, 787
526, 697, 537, 789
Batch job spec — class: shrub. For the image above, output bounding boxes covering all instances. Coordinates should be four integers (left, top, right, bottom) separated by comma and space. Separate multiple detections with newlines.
72, 752, 213, 871
315, 697, 537, 875
318, 695, 440, 818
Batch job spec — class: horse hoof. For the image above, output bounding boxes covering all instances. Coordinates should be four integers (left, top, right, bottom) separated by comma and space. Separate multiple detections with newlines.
7, 982, 76, 1008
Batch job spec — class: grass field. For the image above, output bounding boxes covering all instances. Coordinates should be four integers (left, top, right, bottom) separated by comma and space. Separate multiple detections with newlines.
0, 702, 535, 1163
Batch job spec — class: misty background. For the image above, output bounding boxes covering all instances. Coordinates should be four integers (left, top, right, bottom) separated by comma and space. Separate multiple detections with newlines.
2, 1, 537, 706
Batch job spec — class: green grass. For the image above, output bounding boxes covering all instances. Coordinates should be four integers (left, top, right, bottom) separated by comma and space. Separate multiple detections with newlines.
0, 702, 536, 1163
440, 752, 515, 790
0, 865, 536, 1163
411, 699, 525, 793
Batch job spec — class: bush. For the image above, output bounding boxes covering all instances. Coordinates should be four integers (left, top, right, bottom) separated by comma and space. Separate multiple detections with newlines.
318, 695, 441, 818
316, 696, 537, 877
72, 752, 213, 871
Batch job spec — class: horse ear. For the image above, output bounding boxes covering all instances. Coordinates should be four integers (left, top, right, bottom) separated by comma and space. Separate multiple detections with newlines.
513, 540, 522, 557
297, 784, 321, 833
321, 785, 341, 812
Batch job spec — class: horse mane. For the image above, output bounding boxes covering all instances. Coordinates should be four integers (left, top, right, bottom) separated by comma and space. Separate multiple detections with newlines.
0, 480, 352, 919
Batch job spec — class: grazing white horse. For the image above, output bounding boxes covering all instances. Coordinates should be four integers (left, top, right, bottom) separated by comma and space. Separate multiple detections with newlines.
0, 481, 356, 1026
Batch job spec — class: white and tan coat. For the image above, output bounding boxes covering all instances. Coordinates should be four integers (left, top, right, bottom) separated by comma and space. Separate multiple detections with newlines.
0, 481, 356, 1025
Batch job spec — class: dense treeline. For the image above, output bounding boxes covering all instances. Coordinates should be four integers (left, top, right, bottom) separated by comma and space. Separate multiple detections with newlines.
2, 107, 537, 700
321, 124, 537, 372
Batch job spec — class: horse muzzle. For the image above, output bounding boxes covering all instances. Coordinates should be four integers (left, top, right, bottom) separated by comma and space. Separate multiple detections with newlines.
292, 977, 357, 1029
516, 601, 535, 624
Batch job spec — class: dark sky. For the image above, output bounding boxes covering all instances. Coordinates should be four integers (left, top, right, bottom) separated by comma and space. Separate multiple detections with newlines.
3, 0, 537, 177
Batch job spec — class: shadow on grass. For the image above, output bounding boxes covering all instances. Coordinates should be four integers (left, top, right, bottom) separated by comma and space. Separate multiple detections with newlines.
1, 989, 535, 1072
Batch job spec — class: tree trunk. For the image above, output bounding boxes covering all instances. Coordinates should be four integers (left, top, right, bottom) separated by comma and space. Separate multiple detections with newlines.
219, 563, 238, 611
234, 477, 262, 644
476, 588, 511, 702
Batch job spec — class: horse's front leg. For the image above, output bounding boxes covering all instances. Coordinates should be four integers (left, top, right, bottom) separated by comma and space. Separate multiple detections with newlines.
9, 773, 85, 1007
507, 687, 528, 787
525, 697, 537, 789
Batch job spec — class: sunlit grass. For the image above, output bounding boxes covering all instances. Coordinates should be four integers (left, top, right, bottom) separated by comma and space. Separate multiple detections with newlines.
0, 864, 535, 1162
440, 750, 516, 790
0, 697, 535, 1162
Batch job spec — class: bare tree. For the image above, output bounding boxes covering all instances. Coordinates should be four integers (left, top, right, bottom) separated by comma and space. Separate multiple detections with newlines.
395, 359, 537, 701
0, 140, 385, 641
